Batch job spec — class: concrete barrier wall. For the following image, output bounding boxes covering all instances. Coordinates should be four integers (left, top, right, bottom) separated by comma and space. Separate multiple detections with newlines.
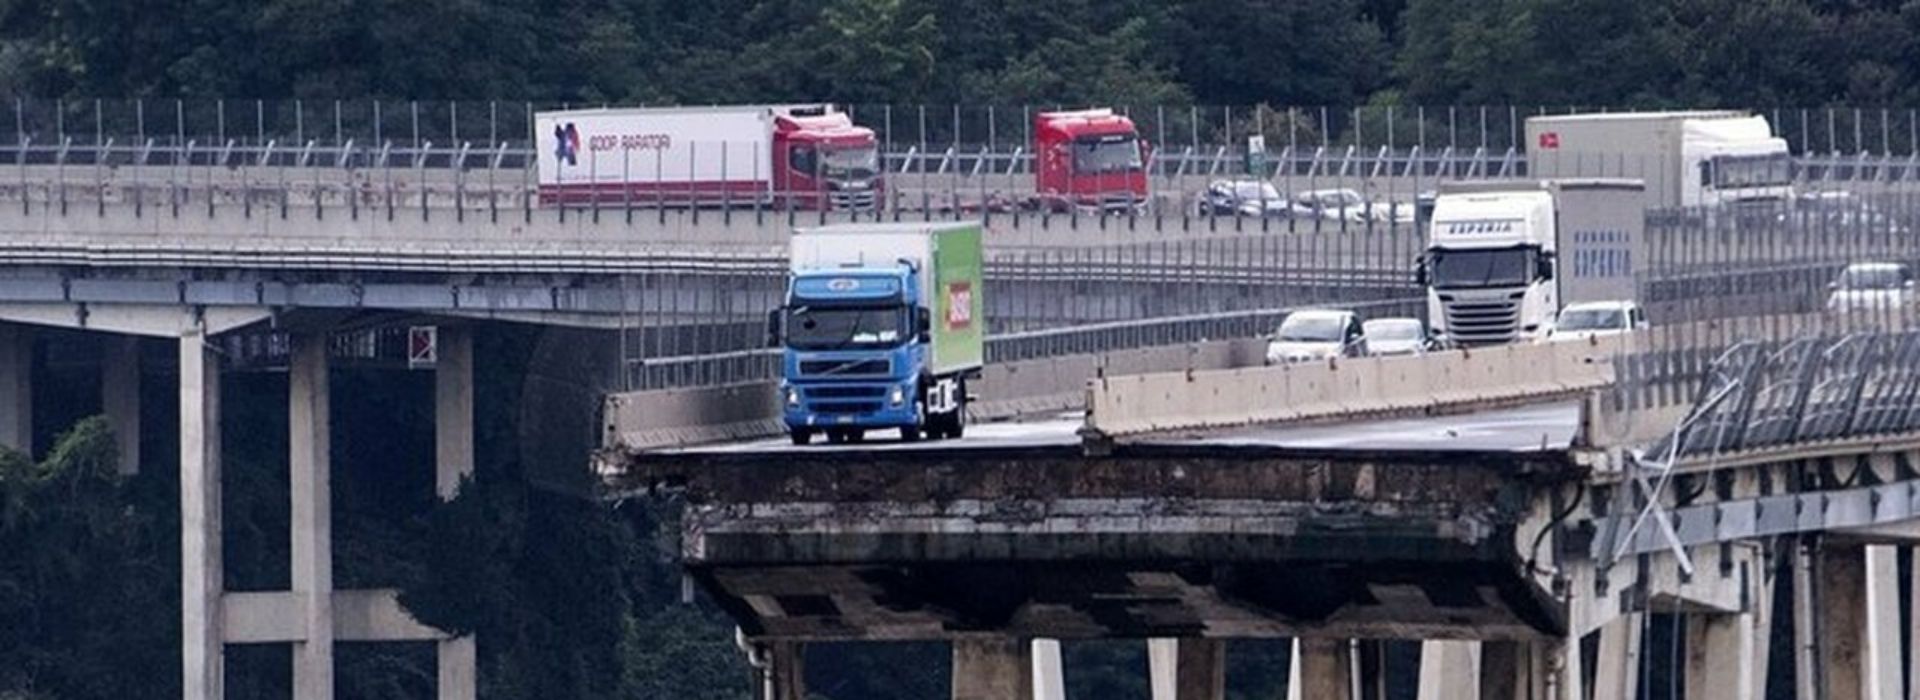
603, 337, 1270, 451
1084, 337, 1625, 439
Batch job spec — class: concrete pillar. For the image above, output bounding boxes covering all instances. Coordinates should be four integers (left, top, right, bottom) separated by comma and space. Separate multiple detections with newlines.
1683, 613, 1753, 700
180, 331, 222, 700
102, 335, 140, 474
289, 335, 333, 699
1415, 641, 1479, 700
1558, 632, 1583, 700
1863, 545, 1901, 700
0, 323, 31, 456
434, 326, 476, 700
1032, 639, 1064, 700
952, 637, 1033, 700
1910, 547, 1920, 700
1480, 640, 1524, 700
1816, 543, 1868, 700
1297, 639, 1354, 700
1592, 614, 1642, 700
1794, 542, 1816, 700
768, 641, 805, 700
1287, 639, 1302, 700
1148, 639, 1224, 700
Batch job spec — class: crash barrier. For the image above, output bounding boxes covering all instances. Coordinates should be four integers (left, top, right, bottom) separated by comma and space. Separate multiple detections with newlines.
602, 337, 1270, 452
1084, 336, 1627, 440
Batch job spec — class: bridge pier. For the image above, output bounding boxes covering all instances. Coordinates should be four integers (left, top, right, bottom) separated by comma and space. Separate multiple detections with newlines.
1683, 612, 1755, 700
1805, 541, 1905, 700
765, 641, 805, 700
0, 322, 31, 455
951, 637, 1033, 700
1415, 641, 1479, 700
176, 323, 479, 700
102, 334, 140, 474
1148, 638, 1225, 700
1295, 639, 1354, 700
1032, 639, 1065, 700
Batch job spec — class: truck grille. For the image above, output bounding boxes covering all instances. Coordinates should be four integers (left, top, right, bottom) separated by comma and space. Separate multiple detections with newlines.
811, 401, 882, 415
805, 386, 886, 399
800, 359, 891, 377
829, 191, 877, 211
1441, 292, 1524, 345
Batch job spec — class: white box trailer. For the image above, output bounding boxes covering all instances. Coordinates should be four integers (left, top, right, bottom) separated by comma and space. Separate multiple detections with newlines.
534, 105, 880, 208
1526, 111, 1792, 209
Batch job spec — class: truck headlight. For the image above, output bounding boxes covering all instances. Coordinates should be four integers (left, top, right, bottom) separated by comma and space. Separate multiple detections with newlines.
889, 385, 907, 407
785, 388, 801, 407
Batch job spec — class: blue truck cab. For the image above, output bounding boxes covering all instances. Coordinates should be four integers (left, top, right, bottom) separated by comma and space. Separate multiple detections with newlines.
770, 223, 985, 445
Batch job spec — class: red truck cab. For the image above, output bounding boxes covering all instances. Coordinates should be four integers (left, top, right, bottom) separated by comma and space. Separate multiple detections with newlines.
1033, 109, 1150, 212
772, 108, 882, 210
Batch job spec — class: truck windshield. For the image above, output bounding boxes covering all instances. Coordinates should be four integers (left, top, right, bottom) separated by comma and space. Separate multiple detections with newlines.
1072, 135, 1143, 174
1557, 308, 1625, 331
1838, 266, 1909, 290
785, 305, 908, 350
822, 145, 879, 179
1711, 153, 1792, 189
1428, 248, 1535, 289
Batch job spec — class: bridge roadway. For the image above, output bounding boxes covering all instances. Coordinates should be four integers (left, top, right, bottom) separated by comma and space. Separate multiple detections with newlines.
610, 323, 1920, 700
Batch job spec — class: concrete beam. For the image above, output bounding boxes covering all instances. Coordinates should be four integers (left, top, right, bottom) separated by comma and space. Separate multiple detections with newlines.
1414, 641, 1478, 700
1296, 639, 1353, 700
1148, 639, 1224, 700
952, 637, 1033, 700
290, 334, 334, 700
0, 323, 30, 456
331, 589, 450, 642
433, 325, 476, 700
180, 331, 223, 700
101, 335, 139, 474
0, 303, 268, 338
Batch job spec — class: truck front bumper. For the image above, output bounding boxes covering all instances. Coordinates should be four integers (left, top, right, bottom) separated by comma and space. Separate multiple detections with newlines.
781, 382, 919, 430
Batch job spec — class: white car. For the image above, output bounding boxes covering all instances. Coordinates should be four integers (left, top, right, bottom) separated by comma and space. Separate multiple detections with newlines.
1827, 262, 1914, 313
1361, 318, 1431, 356
1548, 301, 1647, 341
1266, 310, 1365, 364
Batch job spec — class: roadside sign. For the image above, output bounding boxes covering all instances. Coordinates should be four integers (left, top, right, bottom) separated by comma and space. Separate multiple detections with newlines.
408, 326, 437, 369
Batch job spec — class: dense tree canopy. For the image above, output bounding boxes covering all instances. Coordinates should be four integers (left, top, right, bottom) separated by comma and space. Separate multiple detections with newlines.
1, 0, 1917, 107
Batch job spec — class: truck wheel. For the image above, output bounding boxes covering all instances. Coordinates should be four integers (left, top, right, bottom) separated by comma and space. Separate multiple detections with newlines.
899, 426, 922, 442
825, 430, 847, 445
845, 429, 866, 444
789, 429, 813, 446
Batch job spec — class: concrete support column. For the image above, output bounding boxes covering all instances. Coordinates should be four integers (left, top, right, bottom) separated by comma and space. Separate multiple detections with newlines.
1031, 639, 1064, 700
1148, 638, 1225, 700
768, 641, 805, 700
1296, 639, 1354, 700
434, 326, 476, 700
0, 323, 31, 456
1479, 640, 1525, 700
952, 637, 1034, 700
1683, 613, 1753, 700
1592, 614, 1642, 700
289, 335, 334, 699
1816, 543, 1868, 700
1863, 545, 1901, 700
1415, 641, 1479, 700
1558, 632, 1583, 700
180, 331, 223, 700
102, 335, 140, 474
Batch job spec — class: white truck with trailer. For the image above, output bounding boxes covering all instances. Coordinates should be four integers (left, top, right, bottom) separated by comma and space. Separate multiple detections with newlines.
1526, 111, 1791, 209
1415, 179, 1647, 346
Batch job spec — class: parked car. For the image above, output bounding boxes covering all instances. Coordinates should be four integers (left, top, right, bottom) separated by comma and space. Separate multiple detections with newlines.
1548, 301, 1648, 341
1266, 309, 1365, 364
1195, 179, 1297, 218
1361, 318, 1431, 356
1827, 262, 1915, 313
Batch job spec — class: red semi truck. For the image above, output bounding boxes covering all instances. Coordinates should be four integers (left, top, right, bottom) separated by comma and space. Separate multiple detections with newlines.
535, 104, 881, 210
1031, 109, 1151, 212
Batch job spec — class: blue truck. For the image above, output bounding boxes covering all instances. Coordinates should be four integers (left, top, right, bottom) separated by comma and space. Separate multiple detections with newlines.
768, 222, 986, 445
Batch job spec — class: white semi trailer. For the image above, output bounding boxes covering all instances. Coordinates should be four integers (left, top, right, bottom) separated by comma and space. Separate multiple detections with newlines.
1526, 111, 1791, 209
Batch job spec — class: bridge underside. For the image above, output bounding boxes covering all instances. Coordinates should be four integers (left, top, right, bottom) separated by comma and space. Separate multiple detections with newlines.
625, 445, 1579, 642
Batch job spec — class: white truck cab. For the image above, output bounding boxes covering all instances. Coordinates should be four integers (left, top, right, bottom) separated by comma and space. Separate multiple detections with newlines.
1417, 180, 1647, 347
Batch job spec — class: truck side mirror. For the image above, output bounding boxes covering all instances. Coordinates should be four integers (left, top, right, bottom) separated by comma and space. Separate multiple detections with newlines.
766, 308, 783, 347
1536, 253, 1556, 281
916, 307, 932, 343
1412, 258, 1429, 286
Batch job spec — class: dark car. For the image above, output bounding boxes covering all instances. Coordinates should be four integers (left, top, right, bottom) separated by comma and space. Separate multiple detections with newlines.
1194, 179, 1299, 217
